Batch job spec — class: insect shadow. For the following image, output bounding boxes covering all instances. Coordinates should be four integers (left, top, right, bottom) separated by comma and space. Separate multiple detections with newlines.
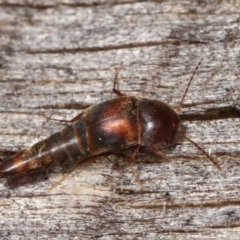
0, 58, 220, 190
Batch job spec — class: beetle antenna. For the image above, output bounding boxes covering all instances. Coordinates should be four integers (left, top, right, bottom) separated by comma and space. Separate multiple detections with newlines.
176, 57, 221, 171
177, 57, 204, 113
179, 133, 221, 171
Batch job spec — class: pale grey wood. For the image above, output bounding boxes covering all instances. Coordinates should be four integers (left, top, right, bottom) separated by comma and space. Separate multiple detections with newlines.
0, 0, 240, 239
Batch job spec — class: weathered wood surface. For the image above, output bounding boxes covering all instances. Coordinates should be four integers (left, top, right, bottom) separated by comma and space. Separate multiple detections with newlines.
0, 0, 240, 239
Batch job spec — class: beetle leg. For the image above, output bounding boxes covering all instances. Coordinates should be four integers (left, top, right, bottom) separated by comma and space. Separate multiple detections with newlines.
42, 112, 84, 124
112, 68, 126, 97
128, 145, 145, 191
42, 113, 72, 123
70, 112, 84, 122
48, 155, 107, 192
152, 145, 172, 163
48, 160, 82, 192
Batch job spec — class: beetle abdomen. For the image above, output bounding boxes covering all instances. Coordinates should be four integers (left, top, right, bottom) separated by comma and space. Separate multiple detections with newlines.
0, 97, 141, 178
0, 119, 89, 178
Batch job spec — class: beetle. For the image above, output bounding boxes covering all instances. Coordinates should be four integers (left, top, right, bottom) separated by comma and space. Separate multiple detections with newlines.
0, 58, 220, 187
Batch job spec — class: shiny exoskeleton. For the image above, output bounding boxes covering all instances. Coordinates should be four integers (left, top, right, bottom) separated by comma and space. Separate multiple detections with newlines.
0, 97, 179, 178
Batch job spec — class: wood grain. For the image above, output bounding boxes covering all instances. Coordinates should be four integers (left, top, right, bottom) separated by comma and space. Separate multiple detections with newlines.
0, 0, 240, 239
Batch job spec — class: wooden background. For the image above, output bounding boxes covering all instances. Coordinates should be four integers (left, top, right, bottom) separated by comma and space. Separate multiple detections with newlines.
0, 0, 240, 239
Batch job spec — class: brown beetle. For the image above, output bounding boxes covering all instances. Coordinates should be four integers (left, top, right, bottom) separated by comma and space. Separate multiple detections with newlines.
0, 58, 220, 187
0, 96, 180, 177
